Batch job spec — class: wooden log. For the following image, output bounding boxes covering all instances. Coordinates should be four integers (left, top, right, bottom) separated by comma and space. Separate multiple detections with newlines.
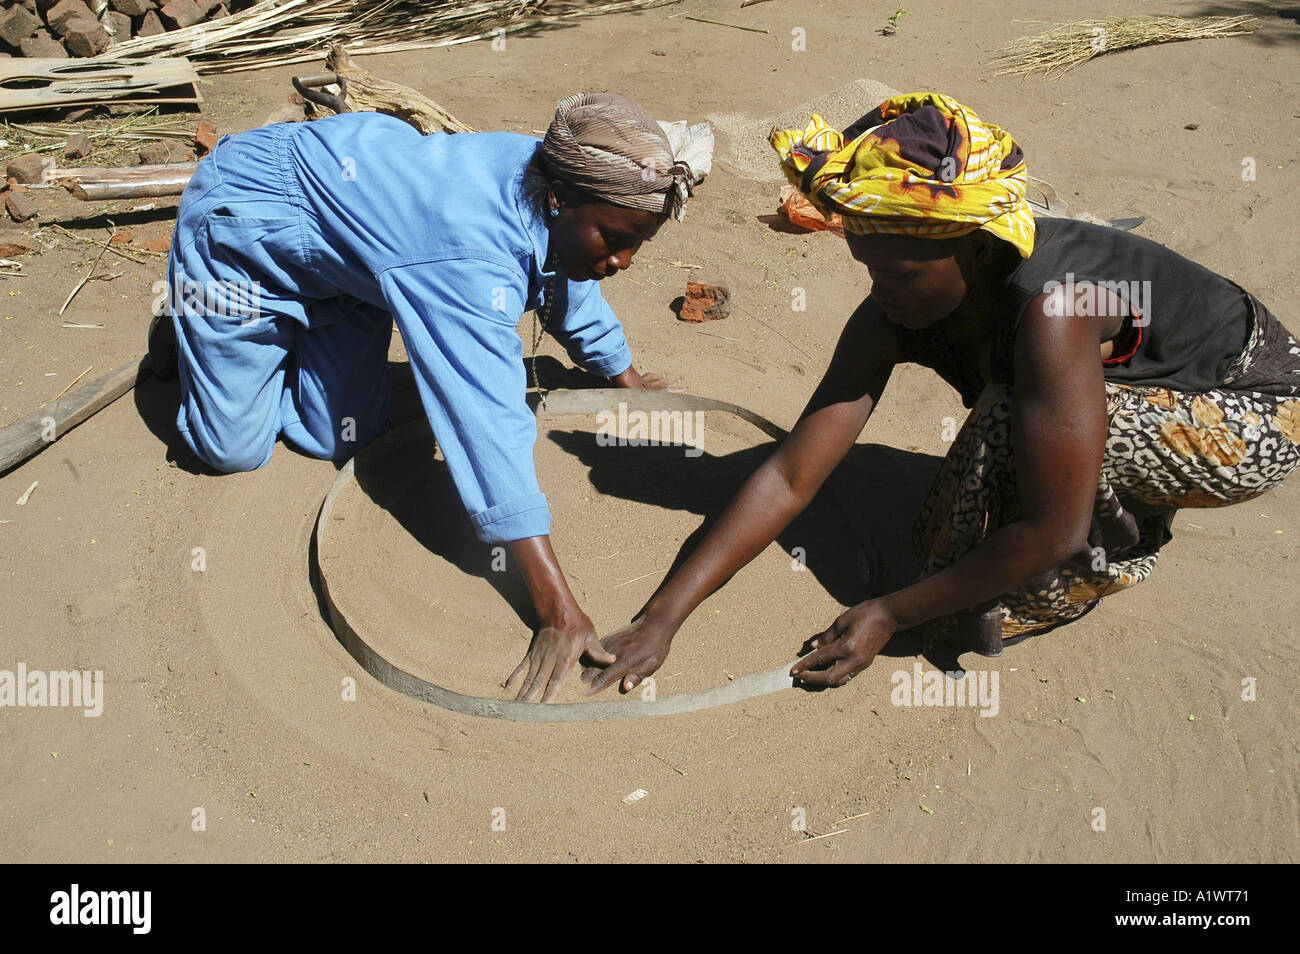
317, 44, 474, 135
0, 358, 145, 476
53, 162, 198, 200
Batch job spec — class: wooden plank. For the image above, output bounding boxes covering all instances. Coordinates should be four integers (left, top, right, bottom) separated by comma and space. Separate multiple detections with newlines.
0, 58, 201, 113
0, 359, 145, 476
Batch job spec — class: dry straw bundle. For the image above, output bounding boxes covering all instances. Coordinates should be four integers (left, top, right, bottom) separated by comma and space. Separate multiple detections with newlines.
990, 15, 1256, 78
95, 0, 680, 74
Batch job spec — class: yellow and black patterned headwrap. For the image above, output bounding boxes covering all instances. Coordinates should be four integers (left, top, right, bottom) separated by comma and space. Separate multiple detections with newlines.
769, 92, 1035, 257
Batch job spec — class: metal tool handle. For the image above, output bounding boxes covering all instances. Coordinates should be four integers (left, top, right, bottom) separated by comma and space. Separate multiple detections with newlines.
292, 72, 349, 113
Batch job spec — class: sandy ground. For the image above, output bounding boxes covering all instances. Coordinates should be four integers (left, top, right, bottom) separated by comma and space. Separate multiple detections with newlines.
1, 0, 1297, 863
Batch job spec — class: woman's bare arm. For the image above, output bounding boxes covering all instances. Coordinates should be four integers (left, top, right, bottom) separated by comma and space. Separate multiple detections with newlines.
792, 288, 1108, 685
588, 297, 901, 693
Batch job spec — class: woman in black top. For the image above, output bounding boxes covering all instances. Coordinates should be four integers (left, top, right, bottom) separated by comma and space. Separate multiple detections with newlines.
584, 93, 1300, 693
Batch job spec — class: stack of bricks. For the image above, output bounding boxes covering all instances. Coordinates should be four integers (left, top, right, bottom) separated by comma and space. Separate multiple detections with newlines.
0, 0, 259, 58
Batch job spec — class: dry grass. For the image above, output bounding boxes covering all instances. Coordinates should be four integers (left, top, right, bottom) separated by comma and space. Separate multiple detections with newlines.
989, 15, 1256, 78
1, 109, 194, 170
96, 0, 681, 74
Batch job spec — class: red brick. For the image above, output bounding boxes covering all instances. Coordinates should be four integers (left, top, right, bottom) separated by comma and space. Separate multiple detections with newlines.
194, 119, 218, 155
46, 0, 94, 36
144, 237, 170, 253
109, 229, 134, 246
62, 18, 110, 56
19, 29, 67, 57
678, 280, 731, 323
109, 0, 156, 14
64, 132, 91, 159
159, 0, 204, 28
5, 191, 38, 223
0, 5, 42, 48
102, 10, 132, 43
6, 153, 50, 184
136, 9, 165, 36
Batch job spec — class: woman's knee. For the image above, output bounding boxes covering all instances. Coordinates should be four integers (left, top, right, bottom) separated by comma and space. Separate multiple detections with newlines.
205, 443, 274, 474
179, 419, 275, 474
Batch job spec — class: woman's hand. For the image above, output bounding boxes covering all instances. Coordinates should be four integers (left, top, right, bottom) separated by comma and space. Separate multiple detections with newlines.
608, 365, 679, 391
635, 371, 676, 391
506, 535, 613, 703
506, 606, 615, 703
583, 615, 677, 694
790, 600, 899, 688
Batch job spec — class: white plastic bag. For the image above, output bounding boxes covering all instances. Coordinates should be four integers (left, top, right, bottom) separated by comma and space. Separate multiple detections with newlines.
658, 120, 714, 183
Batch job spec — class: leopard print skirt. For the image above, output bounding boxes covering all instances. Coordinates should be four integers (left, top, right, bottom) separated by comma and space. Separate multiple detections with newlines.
914, 296, 1300, 653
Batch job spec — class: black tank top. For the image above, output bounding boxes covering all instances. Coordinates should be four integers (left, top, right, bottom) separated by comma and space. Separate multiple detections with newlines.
895, 218, 1252, 406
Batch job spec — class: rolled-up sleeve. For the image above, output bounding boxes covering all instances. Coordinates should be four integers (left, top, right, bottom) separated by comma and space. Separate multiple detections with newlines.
546, 277, 632, 378
379, 256, 551, 543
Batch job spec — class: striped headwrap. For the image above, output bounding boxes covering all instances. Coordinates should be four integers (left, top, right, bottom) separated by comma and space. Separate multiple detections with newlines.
541, 92, 694, 221
769, 92, 1035, 257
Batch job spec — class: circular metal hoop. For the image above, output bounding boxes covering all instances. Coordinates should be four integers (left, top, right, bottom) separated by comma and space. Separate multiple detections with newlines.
313, 388, 805, 722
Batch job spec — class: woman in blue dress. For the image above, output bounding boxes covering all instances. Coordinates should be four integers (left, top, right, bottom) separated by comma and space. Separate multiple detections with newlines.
151, 92, 695, 702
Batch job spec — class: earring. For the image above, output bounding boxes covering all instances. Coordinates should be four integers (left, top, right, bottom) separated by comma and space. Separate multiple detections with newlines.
549, 205, 559, 219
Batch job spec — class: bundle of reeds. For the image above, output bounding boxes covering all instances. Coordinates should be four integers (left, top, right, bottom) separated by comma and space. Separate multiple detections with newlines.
97, 0, 681, 74
990, 15, 1256, 78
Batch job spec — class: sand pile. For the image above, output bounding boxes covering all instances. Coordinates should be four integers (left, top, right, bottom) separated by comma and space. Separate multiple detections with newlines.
707, 78, 901, 181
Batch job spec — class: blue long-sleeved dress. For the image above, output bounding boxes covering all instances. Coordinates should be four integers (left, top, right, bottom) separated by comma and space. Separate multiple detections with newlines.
166, 112, 633, 543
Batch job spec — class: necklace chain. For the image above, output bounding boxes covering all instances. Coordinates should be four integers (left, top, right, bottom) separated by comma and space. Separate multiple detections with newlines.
529, 249, 557, 393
